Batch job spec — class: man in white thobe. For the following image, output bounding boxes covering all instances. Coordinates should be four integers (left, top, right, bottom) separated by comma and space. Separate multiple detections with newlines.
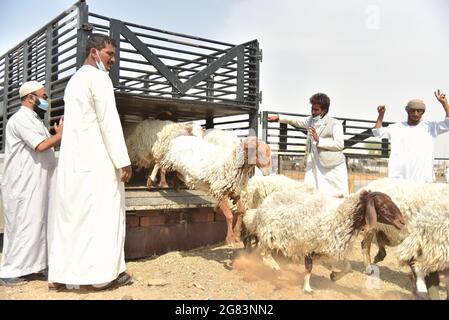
268, 93, 349, 197
48, 34, 133, 290
0, 81, 63, 286
373, 90, 449, 183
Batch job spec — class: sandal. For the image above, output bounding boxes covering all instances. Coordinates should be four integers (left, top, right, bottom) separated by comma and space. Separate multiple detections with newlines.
48, 282, 67, 292
92, 272, 134, 291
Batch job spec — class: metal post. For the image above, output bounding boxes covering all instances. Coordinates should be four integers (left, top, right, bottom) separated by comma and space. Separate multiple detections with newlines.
22, 43, 29, 82
44, 25, 54, 128
206, 57, 214, 103
249, 110, 258, 137
381, 138, 389, 157
109, 19, 121, 87
205, 117, 214, 129
1, 56, 10, 152
279, 123, 287, 151
236, 46, 244, 103
171, 69, 181, 98
75, 0, 90, 69
261, 111, 268, 143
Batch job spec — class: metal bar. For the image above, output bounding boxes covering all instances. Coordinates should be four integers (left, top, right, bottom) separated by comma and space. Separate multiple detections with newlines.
45, 24, 55, 127
1, 56, 9, 151
51, 53, 76, 68
54, 34, 77, 49
120, 38, 222, 61
76, 0, 89, 69
22, 43, 29, 81
88, 12, 111, 22
52, 25, 76, 43
115, 87, 254, 105
51, 63, 76, 77
109, 19, 121, 86
51, 75, 71, 87
58, 43, 77, 57
236, 46, 244, 102
122, 20, 234, 48
91, 23, 110, 31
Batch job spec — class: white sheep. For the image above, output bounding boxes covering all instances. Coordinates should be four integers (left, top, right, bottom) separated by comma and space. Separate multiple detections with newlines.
156, 130, 272, 244
246, 188, 405, 293
358, 178, 449, 299
240, 173, 316, 247
395, 202, 449, 300
123, 119, 203, 188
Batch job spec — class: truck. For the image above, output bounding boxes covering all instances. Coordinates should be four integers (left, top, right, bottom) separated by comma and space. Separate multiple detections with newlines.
0, 0, 261, 258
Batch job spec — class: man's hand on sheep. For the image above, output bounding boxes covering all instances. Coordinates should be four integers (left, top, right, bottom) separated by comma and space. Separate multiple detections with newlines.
120, 165, 132, 183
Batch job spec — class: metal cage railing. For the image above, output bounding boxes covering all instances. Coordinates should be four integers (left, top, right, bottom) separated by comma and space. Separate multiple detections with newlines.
0, 0, 261, 151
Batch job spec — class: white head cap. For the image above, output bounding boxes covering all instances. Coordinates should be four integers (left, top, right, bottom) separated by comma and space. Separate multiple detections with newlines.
19, 81, 44, 98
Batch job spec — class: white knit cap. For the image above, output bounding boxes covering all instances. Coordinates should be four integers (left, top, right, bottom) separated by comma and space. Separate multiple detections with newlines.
19, 81, 44, 98
406, 99, 426, 110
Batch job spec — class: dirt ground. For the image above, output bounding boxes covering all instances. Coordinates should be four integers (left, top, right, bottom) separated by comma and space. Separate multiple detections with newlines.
2, 235, 446, 300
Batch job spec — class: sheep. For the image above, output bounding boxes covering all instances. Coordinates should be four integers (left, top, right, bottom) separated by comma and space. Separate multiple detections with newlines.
245, 188, 405, 293
155, 130, 272, 245
395, 202, 449, 300
357, 178, 449, 299
240, 173, 316, 248
123, 119, 203, 188
359, 178, 448, 268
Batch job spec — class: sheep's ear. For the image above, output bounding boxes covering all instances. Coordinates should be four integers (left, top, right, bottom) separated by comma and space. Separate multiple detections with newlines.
365, 193, 377, 230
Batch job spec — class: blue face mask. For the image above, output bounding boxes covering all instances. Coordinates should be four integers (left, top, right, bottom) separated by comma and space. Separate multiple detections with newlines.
95, 49, 107, 72
312, 115, 321, 122
33, 95, 49, 112
37, 98, 49, 111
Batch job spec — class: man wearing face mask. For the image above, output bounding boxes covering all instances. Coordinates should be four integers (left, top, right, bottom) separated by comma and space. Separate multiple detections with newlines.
267, 93, 348, 197
0, 81, 63, 286
373, 90, 449, 183
48, 34, 133, 290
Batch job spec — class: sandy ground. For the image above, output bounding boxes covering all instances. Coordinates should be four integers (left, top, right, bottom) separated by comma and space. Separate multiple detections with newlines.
2, 235, 447, 300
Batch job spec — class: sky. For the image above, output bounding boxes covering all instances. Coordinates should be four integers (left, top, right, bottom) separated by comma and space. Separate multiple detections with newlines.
1, 0, 449, 155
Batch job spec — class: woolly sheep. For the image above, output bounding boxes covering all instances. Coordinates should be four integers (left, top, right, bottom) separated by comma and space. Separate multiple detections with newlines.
123, 119, 203, 188
246, 188, 404, 293
359, 178, 449, 299
395, 201, 449, 299
240, 173, 316, 247
156, 130, 272, 244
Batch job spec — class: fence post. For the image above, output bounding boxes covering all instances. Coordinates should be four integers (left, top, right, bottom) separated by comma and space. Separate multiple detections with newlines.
381, 138, 389, 157
205, 117, 214, 130
279, 123, 287, 151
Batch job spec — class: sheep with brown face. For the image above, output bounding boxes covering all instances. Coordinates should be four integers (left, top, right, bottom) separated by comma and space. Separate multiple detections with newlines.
155, 130, 272, 245
359, 178, 449, 299
245, 189, 404, 293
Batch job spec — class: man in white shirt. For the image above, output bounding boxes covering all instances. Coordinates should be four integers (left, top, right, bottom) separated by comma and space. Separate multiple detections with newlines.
48, 34, 133, 291
373, 90, 449, 183
268, 93, 348, 197
0, 81, 63, 286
